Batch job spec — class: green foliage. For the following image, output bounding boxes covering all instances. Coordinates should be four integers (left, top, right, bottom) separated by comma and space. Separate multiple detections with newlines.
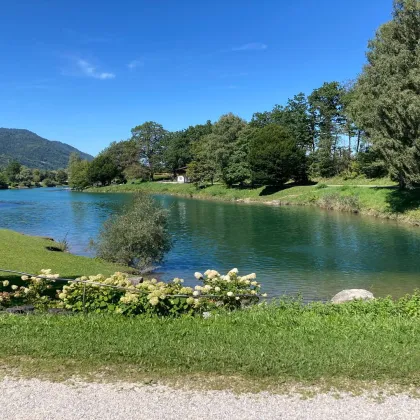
222, 125, 254, 186
55, 169, 68, 185
163, 121, 213, 176
352, 0, 420, 188
1, 268, 264, 317
87, 154, 120, 186
68, 153, 90, 190
0, 128, 92, 170
186, 114, 247, 187
5, 160, 21, 183
58, 269, 262, 316
249, 125, 307, 185
131, 121, 167, 180
0, 172, 8, 189
308, 82, 346, 178
42, 178, 56, 187
92, 193, 172, 271
355, 147, 388, 178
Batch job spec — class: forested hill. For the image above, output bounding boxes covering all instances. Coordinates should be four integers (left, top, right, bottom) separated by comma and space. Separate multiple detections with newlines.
0, 128, 93, 169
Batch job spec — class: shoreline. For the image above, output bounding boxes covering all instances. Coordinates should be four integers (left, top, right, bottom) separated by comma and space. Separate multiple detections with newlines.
85, 182, 420, 228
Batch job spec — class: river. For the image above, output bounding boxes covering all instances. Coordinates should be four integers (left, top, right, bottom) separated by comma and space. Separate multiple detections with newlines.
1, 187, 419, 300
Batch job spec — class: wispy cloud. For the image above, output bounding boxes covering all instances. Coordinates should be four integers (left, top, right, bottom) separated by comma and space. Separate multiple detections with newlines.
76, 59, 115, 80
232, 42, 268, 52
127, 59, 144, 70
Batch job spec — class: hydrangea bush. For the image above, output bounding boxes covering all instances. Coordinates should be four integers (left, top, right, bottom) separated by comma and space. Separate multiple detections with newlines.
0, 268, 266, 316
0, 269, 58, 309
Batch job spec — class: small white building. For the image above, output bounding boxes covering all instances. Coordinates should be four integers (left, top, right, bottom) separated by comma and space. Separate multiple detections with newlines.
175, 167, 189, 183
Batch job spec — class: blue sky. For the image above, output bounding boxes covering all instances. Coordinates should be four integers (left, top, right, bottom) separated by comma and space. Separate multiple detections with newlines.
1, 0, 392, 156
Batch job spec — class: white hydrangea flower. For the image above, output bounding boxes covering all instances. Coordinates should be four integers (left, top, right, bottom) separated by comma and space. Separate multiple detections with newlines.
228, 268, 238, 275
227, 291, 234, 297
194, 272, 203, 280
214, 287, 221, 292
149, 296, 159, 306
193, 290, 200, 296
207, 270, 220, 279
11, 285, 18, 290
2, 280, 9, 287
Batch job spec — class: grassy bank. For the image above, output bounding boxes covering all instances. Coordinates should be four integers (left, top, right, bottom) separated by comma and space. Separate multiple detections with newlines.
1, 302, 420, 392
87, 179, 420, 226
0, 229, 133, 280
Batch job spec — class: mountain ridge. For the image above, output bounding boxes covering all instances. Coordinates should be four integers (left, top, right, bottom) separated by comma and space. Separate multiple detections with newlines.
0, 128, 93, 170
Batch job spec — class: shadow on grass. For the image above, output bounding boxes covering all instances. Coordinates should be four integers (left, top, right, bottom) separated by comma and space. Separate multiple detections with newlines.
385, 187, 420, 213
259, 181, 317, 197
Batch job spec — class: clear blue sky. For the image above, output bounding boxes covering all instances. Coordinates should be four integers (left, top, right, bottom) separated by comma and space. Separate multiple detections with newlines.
1, 0, 392, 156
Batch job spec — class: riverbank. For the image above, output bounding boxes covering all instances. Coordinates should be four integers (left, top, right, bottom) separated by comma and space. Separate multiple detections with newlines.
0, 229, 134, 280
86, 179, 420, 226
1, 300, 420, 394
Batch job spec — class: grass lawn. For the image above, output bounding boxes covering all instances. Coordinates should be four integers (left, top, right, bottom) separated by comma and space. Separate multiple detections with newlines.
87, 179, 420, 226
0, 229, 134, 281
1, 304, 420, 393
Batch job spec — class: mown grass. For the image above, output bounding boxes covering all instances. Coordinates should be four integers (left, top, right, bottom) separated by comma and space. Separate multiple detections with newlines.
1, 302, 420, 392
87, 181, 420, 226
0, 229, 134, 281
317, 176, 396, 186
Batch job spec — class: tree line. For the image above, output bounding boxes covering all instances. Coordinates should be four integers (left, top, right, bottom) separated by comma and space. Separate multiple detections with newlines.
0, 160, 68, 189
68, 0, 419, 190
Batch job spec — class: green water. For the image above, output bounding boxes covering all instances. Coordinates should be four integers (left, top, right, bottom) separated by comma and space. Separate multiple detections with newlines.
1, 188, 419, 300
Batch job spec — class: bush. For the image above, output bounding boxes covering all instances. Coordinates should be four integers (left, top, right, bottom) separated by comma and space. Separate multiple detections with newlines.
0, 269, 59, 309
92, 193, 172, 271
317, 192, 360, 213
0, 268, 265, 316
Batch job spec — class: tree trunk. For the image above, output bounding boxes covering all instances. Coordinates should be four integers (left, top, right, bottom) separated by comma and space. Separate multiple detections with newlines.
356, 131, 361, 153
398, 171, 406, 189
348, 131, 352, 154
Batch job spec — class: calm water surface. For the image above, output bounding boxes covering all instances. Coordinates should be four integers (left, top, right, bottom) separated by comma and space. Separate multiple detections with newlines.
1, 188, 420, 300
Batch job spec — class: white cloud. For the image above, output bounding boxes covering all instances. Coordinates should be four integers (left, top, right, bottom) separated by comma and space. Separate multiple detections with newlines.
127, 59, 144, 70
232, 43, 268, 52
76, 59, 115, 80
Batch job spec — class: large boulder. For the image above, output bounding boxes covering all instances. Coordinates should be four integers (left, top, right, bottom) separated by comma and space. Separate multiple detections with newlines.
331, 289, 374, 304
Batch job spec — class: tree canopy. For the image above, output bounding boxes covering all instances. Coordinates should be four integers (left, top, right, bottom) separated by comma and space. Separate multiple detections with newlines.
352, 0, 420, 188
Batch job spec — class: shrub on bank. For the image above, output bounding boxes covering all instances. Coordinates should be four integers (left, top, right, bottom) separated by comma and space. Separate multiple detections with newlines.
3, 269, 420, 319
0, 268, 265, 316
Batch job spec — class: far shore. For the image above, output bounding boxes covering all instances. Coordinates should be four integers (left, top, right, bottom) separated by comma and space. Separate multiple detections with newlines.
85, 179, 420, 228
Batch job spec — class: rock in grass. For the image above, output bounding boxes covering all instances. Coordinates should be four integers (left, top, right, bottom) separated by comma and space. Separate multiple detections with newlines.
128, 276, 144, 285
331, 289, 374, 304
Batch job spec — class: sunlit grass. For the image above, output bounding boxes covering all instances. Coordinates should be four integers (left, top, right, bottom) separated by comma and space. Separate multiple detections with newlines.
1, 303, 420, 391
0, 229, 134, 280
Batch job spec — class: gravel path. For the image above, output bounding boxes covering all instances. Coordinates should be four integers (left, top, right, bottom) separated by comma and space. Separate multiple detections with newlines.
1, 377, 419, 420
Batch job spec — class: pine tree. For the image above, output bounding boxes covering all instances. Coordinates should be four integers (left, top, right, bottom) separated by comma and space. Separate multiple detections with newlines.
353, 0, 420, 188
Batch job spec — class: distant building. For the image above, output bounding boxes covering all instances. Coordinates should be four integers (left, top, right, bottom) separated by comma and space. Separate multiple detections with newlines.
175, 167, 189, 183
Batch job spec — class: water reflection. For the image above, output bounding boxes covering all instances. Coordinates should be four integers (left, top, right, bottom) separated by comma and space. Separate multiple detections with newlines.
0, 188, 419, 300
